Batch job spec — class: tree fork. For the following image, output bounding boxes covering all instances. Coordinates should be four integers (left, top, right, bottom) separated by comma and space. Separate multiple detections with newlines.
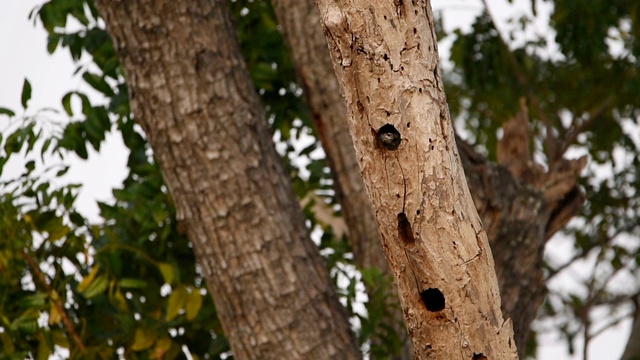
314, 1, 518, 358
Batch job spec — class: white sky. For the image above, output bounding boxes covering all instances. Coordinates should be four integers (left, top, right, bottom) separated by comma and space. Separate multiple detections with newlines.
0, 1, 632, 359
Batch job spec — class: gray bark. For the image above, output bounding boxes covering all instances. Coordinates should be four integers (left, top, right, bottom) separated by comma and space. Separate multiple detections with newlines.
94, 1, 361, 359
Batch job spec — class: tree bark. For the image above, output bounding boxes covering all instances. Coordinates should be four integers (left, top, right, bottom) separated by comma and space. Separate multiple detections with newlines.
274, 1, 585, 357
94, 1, 360, 359
270, 1, 412, 358
314, 1, 517, 358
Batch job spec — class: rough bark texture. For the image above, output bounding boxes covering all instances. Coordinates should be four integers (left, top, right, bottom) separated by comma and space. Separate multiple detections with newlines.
94, 1, 361, 359
270, 0, 412, 358
314, 1, 518, 358
276, 1, 585, 356
485, 100, 586, 351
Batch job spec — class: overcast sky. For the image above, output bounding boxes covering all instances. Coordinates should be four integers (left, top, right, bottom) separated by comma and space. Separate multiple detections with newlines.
0, 1, 631, 359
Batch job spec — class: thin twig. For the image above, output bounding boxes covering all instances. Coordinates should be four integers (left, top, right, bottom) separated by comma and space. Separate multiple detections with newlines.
22, 250, 86, 353
562, 95, 615, 150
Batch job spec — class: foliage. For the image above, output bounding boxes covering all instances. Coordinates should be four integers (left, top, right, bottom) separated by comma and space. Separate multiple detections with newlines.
1, 0, 369, 359
444, 0, 640, 356
1, 0, 639, 359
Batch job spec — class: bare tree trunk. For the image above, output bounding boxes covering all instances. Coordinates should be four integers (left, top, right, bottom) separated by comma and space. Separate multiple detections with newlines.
94, 1, 361, 359
270, 1, 412, 358
313, 1, 517, 358
274, 1, 585, 357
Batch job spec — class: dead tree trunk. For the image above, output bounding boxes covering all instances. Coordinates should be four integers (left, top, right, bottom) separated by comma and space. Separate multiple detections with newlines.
270, 0, 413, 358
276, 1, 586, 357
314, 1, 517, 358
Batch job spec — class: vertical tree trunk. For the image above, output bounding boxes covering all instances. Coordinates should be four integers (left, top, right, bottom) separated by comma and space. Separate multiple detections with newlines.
270, 1, 413, 358
314, 1, 517, 358
94, 1, 360, 359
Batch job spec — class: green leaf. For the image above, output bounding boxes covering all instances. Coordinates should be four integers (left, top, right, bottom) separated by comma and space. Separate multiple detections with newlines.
0, 107, 15, 117
0, 331, 15, 354
119, 278, 148, 289
37, 332, 52, 360
77, 267, 100, 292
61, 92, 74, 116
186, 289, 203, 321
166, 286, 188, 322
80, 274, 109, 299
50, 330, 70, 348
157, 262, 175, 284
48, 300, 62, 326
131, 327, 156, 351
38, 3, 67, 33
82, 72, 115, 97
19, 293, 48, 309
10, 308, 40, 334
21, 79, 32, 109
47, 33, 61, 54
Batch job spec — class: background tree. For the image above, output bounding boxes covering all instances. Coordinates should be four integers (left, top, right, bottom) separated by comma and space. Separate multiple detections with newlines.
0, 0, 639, 359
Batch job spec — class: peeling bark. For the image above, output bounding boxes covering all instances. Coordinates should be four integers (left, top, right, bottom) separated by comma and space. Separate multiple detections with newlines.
314, 1, 518, 358
94, 1, 360, 359
270, 0, 412, 357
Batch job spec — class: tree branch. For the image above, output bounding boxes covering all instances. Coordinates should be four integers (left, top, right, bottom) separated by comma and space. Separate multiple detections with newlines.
561, 95, 615, 150
480, 0, 561, 164
22, 249, 86, 353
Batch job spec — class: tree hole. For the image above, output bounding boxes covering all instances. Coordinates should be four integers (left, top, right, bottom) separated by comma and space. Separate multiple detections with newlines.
397, 212, 416, 244
420, 288, 445, 312
377, 124, 401, 150
473, 354, 487, 360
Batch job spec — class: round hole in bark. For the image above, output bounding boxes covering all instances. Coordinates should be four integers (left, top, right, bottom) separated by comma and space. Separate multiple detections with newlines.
473, 354, 488, 360
420, 288, 445, 312
377, 124, 401, 150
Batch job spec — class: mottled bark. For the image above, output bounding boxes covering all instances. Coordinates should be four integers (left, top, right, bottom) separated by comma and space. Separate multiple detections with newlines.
270, 0, 412, 358
94, 1, 360, 359
314, 1, 517, 358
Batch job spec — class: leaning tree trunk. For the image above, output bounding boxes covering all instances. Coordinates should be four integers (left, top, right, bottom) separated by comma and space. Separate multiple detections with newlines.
270, 1, 412, 358
94, 1, 361, 359
314, 1, 517, 358
621, 294, 640, 360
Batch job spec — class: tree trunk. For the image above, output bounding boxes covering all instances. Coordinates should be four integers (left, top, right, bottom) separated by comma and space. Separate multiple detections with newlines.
94, 1, 360, 359
274, 1, 585, 357
270, 0, 412, 358
621, 294, 640, 360
314, 1, 517, 358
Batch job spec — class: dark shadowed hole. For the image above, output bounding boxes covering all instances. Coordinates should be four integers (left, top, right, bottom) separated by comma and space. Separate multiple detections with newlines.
473, 353, 487, 360
377, 124, 401, 150
420, 288, 445, 312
